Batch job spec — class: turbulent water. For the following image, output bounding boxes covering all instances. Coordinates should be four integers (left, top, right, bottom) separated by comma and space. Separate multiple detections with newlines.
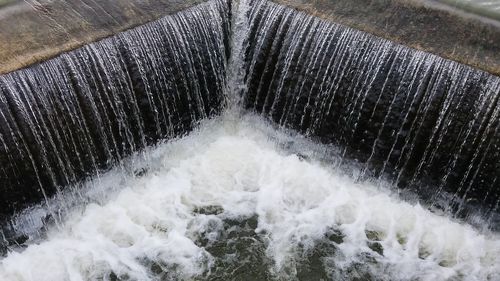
1, 0, 500, 280
0, 114, 499, 281
242, 0, 500, 220
0, 0, 229, 216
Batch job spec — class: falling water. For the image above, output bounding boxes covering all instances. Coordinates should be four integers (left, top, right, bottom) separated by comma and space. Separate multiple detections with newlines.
0, 0, 230, 219
224, 0, 251, 108
0, 114, 499, 281
1, 0, 500, 280
241, 0, 500, 223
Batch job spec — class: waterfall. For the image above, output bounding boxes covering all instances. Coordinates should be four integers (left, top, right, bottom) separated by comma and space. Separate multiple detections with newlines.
1, 0, 500, 279
0, 0, 230, 218
1, 114, 499, 281
224, 0, 252, 109
241, 0, 500, 222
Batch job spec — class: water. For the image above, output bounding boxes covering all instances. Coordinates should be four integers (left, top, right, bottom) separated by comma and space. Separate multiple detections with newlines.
1, 0, 500, 279
223, 0, 251, 107
0, 0, 230, 217
241, 0, 500, 222
0, 114, 498, 281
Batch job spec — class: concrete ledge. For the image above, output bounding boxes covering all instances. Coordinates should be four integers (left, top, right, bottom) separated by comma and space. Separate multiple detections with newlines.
0, 0, 206, 74
2, 0, 500, 76
440, 0, 500, 21
271, 0, 500, 76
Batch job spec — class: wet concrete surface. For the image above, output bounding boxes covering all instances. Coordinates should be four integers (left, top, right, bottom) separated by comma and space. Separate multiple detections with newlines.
0, 0, 206, 74
270, 0, 500, 76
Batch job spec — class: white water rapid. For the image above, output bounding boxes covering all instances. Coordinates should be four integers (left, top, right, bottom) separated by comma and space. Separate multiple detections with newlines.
0, 113, 498, 281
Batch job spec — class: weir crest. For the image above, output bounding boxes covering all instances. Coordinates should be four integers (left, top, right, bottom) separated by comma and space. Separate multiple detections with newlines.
0, 0, 499, 279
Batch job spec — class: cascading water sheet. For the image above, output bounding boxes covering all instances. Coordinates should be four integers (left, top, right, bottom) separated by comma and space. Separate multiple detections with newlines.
0, 0, 499, 280
0, 114, 499, 281
0, 0, 230, 218
241, 0, 500, 221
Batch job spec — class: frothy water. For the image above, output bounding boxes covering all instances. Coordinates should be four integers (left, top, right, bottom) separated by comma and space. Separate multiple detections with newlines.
0, 0, 229, 216
1, 114, 498, 281
241, 0, 500, 218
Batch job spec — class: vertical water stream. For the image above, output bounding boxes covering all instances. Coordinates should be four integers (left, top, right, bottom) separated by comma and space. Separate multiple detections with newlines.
0, 0, 230, 219
0, 1, 500, 279
241, 0, 500, 222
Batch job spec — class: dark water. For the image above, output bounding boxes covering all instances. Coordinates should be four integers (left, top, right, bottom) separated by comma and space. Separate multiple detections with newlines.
241, 0, 500, 223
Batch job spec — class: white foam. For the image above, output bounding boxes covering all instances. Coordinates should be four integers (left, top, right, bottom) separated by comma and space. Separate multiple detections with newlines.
0, 113, 499, 281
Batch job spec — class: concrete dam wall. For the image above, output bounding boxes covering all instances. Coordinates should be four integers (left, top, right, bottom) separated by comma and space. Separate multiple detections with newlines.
0, 0, 499, 241
0, 0, 230, 217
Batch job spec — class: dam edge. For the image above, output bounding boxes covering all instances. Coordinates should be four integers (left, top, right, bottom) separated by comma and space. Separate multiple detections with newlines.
0, 0, 500, 76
